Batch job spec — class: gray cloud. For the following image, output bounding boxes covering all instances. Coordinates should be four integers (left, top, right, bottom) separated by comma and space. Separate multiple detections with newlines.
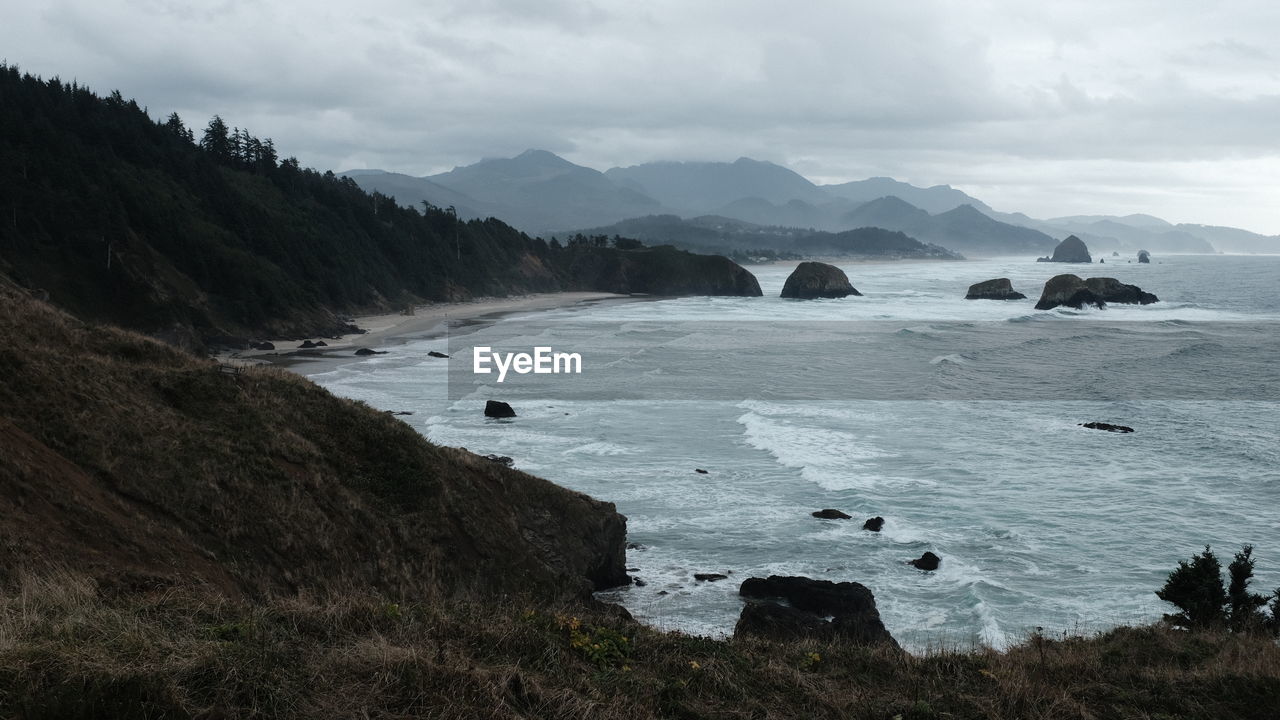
4, 0, 1278, 232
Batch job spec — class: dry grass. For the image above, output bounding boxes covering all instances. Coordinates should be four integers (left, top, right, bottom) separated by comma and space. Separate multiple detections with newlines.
2, 574, 1278, 719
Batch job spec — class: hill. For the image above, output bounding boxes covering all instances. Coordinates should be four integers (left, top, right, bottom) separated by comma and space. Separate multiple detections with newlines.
564, 214, 960, 260
0, 285, 626, 599
823, 176, 993, 214
605, 157, 832, 212
0, 67, 757, 348
422, 150, 666, 232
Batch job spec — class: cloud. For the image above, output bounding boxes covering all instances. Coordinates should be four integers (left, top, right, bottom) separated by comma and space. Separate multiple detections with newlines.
3, 0, 1278, 232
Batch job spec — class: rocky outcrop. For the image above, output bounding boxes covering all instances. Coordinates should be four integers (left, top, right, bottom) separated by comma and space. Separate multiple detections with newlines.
1080, 422, 1134, 433
812, 509, 852, 520
1138, 250, 1151, 264
484, 400, 517, 418
695, 573, 729, 582
735, 576, 897, 646
863, 516, 885, 532
564, 245, 763, 297
1034, 274, 1159, 310
428, 351, 450, 358
354, 348, 387, 356
1037, 235, 1092, 263
780, 262, 861, 299
965, 278, 1026, 300
909, 552, 941, 571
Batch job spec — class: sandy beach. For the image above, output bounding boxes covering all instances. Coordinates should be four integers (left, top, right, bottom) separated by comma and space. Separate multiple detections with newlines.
219, 292, 630, 365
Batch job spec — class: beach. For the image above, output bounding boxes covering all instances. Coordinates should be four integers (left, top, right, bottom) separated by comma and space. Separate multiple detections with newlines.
219, 292, 630, 365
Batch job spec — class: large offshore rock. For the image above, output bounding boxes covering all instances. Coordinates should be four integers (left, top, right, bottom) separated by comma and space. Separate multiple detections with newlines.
780, 262, 861, 299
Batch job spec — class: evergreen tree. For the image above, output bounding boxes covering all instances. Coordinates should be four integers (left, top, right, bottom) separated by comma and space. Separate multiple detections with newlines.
200, 115, 231, 159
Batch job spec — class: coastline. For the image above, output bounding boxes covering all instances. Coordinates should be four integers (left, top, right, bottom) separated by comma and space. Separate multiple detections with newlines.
218, 292, 635, 367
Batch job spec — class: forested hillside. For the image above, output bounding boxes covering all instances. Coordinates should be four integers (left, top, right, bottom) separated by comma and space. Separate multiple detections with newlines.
0, 66, 756, 348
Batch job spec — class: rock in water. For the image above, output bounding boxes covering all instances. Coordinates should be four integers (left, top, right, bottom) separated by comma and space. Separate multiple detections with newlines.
1034, 274, 1158, 310
1138, 250, 1151, 264
909, 552, 941, 571
863, 516, 885, 532
736, 575, 897, 646
484, 400, 516, 418
780, 262, 861, 299
298, 340, 318, 349
1036, 235, 1092, 263
428, 351, 450, 358
354, 347, 387, 356
812, 509, 852, 520
694, 573, 728, 582
965, 278, 1027, 300
1080, 422, 1135, 433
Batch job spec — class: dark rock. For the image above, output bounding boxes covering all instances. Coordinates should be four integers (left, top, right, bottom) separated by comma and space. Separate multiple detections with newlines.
694, 573, 728, 582
633, 578, 647, 587
695, 468, 709, 474
863, 516, 885, 532
1099, 258, 1104, 264
812, 509, 852, 520
385, 410, 414, 416
484, 454, 515, 466
252, 341, 275, 351
780, 261, 861, 299
354, 347, 387, 356
315, 341, 327, 347
1036, 235, 1092, 263
735, 575, 897, 646
1138, 250, 1151, 264
1112, 252, 1120, 257
626, 542, 646, 551
428, 351, 450, 358
1080, 422, 1134, 433
965, 278, 1026, 300
485, 400, 516, 418
909, 552, 941, 571
1034, 274, 1158, 311
298, 340, 318, 349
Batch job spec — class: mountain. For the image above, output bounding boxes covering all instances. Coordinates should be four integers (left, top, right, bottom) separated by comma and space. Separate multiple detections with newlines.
1048, 213, 1173, 230
0, 69, 757, 348
605, 157, 832, 212
423, 149, 664, 232
823, 177, 992, 214
840, 197, 1057, 256
336, 169, 488, 219
566, 214, 960, 261
1176, 224, 1280, 253
842, 195, 932, 230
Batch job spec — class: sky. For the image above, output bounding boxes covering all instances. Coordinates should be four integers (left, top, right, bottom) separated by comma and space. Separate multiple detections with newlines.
5, 0, 1279, 233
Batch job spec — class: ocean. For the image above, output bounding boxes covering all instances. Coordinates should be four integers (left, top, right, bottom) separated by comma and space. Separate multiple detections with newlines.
305, 254, 1280, 651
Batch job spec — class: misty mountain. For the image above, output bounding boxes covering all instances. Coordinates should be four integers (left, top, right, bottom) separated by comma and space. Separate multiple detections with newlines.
604, 157, 832, 212
822, 176, 993, 214
336, 170, 488, 219
1173, 224, 1280, 254
841, 198, 1057, 256
565, 214, 960, 261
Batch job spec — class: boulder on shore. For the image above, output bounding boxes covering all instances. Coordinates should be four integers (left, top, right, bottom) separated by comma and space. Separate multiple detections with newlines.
735, 576, 897, 646
354, 347, 387, 356
1138, 250, 1151, 264
298, 340, 318, 349
965, 278, 1026, 300
1036, 235, 1092, 263
484, 400, 516, 418
863, 516, 885, 532
909, 552, 941, 571
1034, 274, 1158, 311
780, 262, 861, 299
812, 509, 852, 520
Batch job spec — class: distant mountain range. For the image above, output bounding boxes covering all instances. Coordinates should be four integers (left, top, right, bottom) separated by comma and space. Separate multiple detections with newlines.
342, 150, 1279, 257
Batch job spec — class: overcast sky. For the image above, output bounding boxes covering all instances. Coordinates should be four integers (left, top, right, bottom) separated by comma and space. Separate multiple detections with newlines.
6, 1, 1279, 232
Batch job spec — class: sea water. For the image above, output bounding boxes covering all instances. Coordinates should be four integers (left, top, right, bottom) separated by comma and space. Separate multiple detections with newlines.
305, 255, 1280, 650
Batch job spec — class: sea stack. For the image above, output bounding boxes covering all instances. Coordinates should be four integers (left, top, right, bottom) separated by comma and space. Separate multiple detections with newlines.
484, 400, 517, 418
735, 576, 898, 646
780, 262, 860, 299
1138, 250, 1151, 264
965, 278, 1027, 300
1034, 274, 1159, 311
1036, 235, 1092, 263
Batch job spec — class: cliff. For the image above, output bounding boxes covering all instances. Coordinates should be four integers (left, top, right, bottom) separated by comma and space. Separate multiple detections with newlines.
0, 287, 627, 599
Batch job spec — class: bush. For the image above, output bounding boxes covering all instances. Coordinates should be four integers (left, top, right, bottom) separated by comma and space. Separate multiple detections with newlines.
1157, 545, 1278, 634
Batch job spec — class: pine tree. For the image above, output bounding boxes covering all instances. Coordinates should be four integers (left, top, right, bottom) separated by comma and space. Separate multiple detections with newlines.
199, 115, 231, 159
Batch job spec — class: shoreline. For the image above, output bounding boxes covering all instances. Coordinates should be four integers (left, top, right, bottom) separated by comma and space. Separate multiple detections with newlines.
217, 292, 636, 367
